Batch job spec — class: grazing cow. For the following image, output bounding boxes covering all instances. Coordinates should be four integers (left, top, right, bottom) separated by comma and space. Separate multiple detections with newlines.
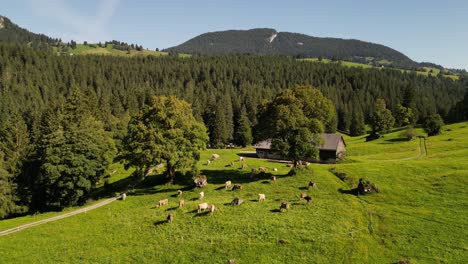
240, 156, 244, 161
308, 181, 316, 189
259, 167, 267, 172
225, 180, 232, 189
251, 168, 257, 173
304, 196, 313, 204
271, 176, 277, 182
209, 204, 216, 213
231, 198, 244, 206
177, 190, 183, 197
206, 160, 211, 165
280, 202, 290, 211
228, 259, 236, 264
197, 202, 209, 213
300, 192, 308, 199
199, 191, 205, 200
179, 199, 185, 208
167, 213, 174, 223
241, 163, 248, 169
258, 194, 266, 202
232, 184, 243, 191
158, 199, 169, 207
121, 193, 127, 201
211, 154, 220, 160
273, 168, 278, 172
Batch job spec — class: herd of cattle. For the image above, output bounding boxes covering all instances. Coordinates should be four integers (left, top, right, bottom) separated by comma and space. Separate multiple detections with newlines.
121, 154, 317, 224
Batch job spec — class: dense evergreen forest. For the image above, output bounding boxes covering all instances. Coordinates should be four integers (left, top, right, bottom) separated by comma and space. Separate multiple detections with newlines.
166, 28, 418, 69
0, 43, 466, 218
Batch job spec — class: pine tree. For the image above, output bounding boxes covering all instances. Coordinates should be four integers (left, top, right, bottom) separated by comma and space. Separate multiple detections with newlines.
234, 107, 253, 147
35, 90, 116, 208
350, 108, 366, 136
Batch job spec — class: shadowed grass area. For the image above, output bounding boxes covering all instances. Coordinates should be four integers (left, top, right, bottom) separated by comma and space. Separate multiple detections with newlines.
0, 123, 467, 263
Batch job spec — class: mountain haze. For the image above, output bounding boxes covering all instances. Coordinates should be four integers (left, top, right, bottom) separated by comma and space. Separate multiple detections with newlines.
166, 28, 418, 69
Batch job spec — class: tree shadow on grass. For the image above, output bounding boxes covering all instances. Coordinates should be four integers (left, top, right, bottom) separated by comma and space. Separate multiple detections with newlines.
193, 211, 212, 217
201, 169, 286, 185
386, 138, 410, 142
338, 188, 358, 196
89, 173, 139, 200
154, 220, 169, 226
165, 206, 179, 212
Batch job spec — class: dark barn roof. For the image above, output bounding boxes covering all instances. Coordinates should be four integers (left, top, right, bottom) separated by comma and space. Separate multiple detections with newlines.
254, 134, 345, 151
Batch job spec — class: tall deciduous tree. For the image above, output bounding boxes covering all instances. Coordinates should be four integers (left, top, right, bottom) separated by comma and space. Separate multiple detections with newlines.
122, 96, 208, 183
424, 114, 444, 136
255, 86, 333, 166
370, 99, 395, 135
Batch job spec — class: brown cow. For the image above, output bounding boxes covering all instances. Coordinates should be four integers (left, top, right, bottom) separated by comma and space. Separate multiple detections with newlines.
300, 192, 308, 199
158, 199, 169, 207
280, 202, 290, 211
179, 199, 185, 208
167, 213, 174, 223
232, 184, 243, 191
271, 176, 277, 182
225, 180, 232, 189
241, 163, 248, 169
308, 181, 316, 189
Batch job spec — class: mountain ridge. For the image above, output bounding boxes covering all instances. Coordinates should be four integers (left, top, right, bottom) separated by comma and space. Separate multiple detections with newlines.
166, 28, 419, 69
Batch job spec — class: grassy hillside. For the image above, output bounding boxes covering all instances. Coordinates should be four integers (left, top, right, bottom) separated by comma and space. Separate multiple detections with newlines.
0, 123, 467, 263
68, 44, 168, 57
300, 58, 460, 80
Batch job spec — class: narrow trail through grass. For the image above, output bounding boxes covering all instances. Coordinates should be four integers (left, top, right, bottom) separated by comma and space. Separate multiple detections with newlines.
0, 196, 122, 237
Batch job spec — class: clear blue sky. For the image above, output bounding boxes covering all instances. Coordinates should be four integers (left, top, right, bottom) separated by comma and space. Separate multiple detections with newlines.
3, 0, 467, 69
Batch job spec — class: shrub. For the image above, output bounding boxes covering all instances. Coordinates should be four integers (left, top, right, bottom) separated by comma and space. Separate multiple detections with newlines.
424, 114, 444, 136
401, 127, 418, 140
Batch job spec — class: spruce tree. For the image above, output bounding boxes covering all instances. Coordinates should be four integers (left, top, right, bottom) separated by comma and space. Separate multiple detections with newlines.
234, 107, 253, 147
350, 108, 366, 136
36, 90, 116, 208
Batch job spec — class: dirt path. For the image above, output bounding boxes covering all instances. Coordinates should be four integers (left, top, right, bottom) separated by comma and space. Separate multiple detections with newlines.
0, 195, 122, 237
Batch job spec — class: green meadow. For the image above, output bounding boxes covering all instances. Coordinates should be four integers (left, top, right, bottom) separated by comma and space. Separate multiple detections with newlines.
300, 58, 460, 80
0, 123, 467, 263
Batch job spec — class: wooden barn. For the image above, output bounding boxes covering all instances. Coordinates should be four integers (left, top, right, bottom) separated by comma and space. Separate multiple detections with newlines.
254, 133, 346, 163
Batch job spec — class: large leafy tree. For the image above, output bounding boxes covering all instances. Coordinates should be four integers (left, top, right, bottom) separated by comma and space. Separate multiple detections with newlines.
122, 96, 208, 183
424, 114, 444, 136
255, 86, 334, 166
35, 90, 116, 209
370, 99, 395, 135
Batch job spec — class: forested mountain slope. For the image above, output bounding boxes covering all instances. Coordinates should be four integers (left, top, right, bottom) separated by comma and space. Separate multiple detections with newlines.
0, 15, 60, 49
166, 28, 418, 69
0, 43, 465, 147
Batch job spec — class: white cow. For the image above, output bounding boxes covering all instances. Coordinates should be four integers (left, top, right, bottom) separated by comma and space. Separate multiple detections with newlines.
258, 194, 266, 202
197, 203, 209, 213
199, 191, 205, 200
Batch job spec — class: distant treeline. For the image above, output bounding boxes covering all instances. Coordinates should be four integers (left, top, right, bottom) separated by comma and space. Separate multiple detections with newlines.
0, 43, 466, 146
